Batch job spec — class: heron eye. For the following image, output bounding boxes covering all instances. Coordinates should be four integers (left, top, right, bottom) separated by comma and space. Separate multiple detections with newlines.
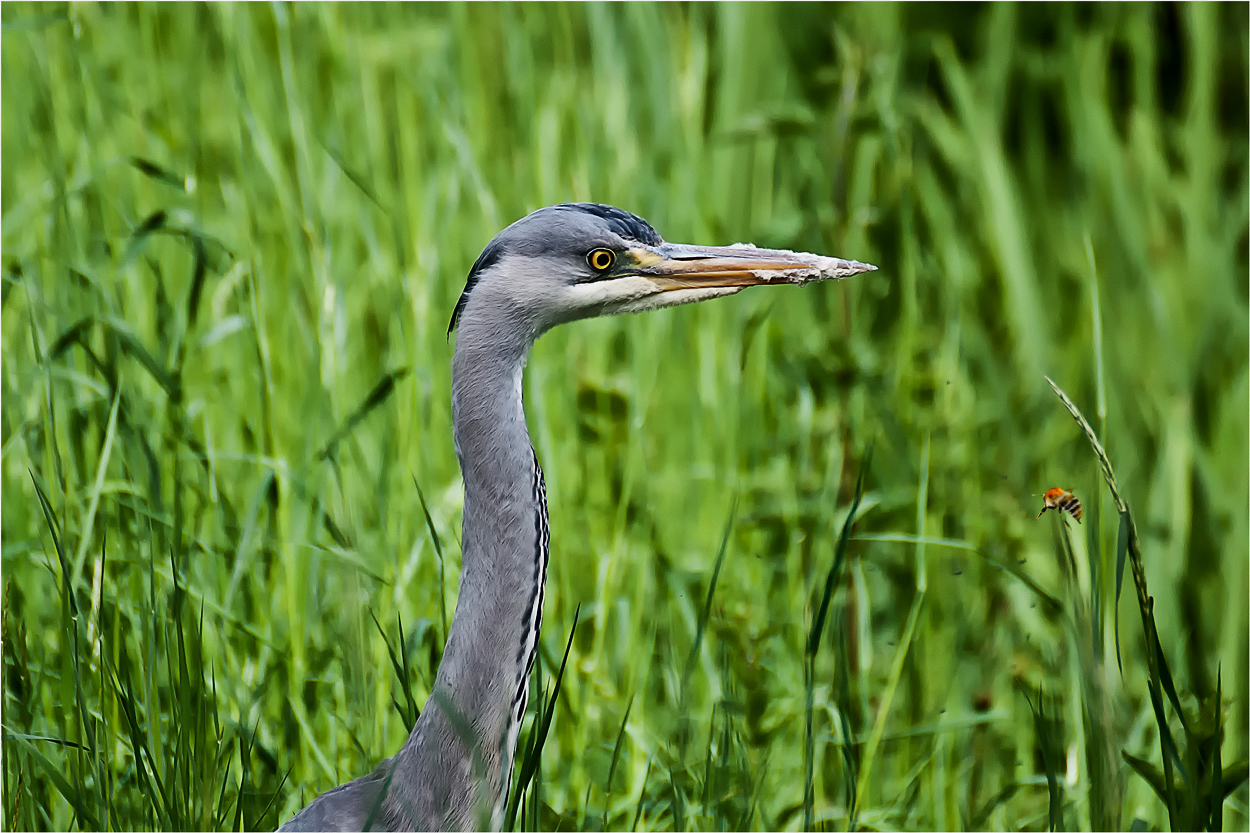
587, 248, 615, 272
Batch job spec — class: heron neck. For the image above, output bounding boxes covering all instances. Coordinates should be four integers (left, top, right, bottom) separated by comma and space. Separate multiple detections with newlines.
403, 319, 546, 822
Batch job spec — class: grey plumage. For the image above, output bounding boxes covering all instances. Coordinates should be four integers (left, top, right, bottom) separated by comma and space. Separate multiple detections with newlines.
279, 204, 875, 832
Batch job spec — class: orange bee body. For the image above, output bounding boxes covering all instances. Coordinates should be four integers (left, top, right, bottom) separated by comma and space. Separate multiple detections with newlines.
1037, 487, 1082, 522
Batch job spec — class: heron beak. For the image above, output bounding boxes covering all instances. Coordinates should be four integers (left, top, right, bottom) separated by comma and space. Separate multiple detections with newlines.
630, 242, 876, 290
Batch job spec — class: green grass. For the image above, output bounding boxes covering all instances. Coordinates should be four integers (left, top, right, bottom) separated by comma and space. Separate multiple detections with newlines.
3, 3, 1248, 830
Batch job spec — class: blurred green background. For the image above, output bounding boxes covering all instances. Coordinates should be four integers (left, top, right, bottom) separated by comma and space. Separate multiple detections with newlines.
3, 2, 1247, 830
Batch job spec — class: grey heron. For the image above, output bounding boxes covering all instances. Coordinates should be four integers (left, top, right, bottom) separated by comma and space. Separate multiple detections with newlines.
280, 203, 875, 831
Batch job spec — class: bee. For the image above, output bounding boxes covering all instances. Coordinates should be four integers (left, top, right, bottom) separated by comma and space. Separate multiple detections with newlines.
1037, 487, 1082, 523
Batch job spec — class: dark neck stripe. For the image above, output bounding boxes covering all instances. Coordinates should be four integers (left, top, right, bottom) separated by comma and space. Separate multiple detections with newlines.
502, 447, 550, 802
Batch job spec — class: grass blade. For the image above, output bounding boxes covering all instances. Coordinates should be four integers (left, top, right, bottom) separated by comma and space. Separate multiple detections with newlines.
1210, 668, 1223, 831
804, 448, 871, 830
6, 735, 100, 831
810, 447, 872, 658
631, 757, 652, 832
1022, 689, 1067, 833
853, 441, 920, 820
315, 367, 411, 461
681, 499, 736, 705
506, 605, 580, 831
1114, 510, 1128, 677
370, 610, 419, 728
413, 475, 449, 641
602, 693, 635, 827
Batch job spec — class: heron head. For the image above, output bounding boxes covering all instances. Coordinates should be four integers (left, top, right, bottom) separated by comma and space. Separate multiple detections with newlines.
449, 203, 876, 337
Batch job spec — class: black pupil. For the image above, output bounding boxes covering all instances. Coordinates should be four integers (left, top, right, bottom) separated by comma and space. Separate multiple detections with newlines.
593, 250, 611, 269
